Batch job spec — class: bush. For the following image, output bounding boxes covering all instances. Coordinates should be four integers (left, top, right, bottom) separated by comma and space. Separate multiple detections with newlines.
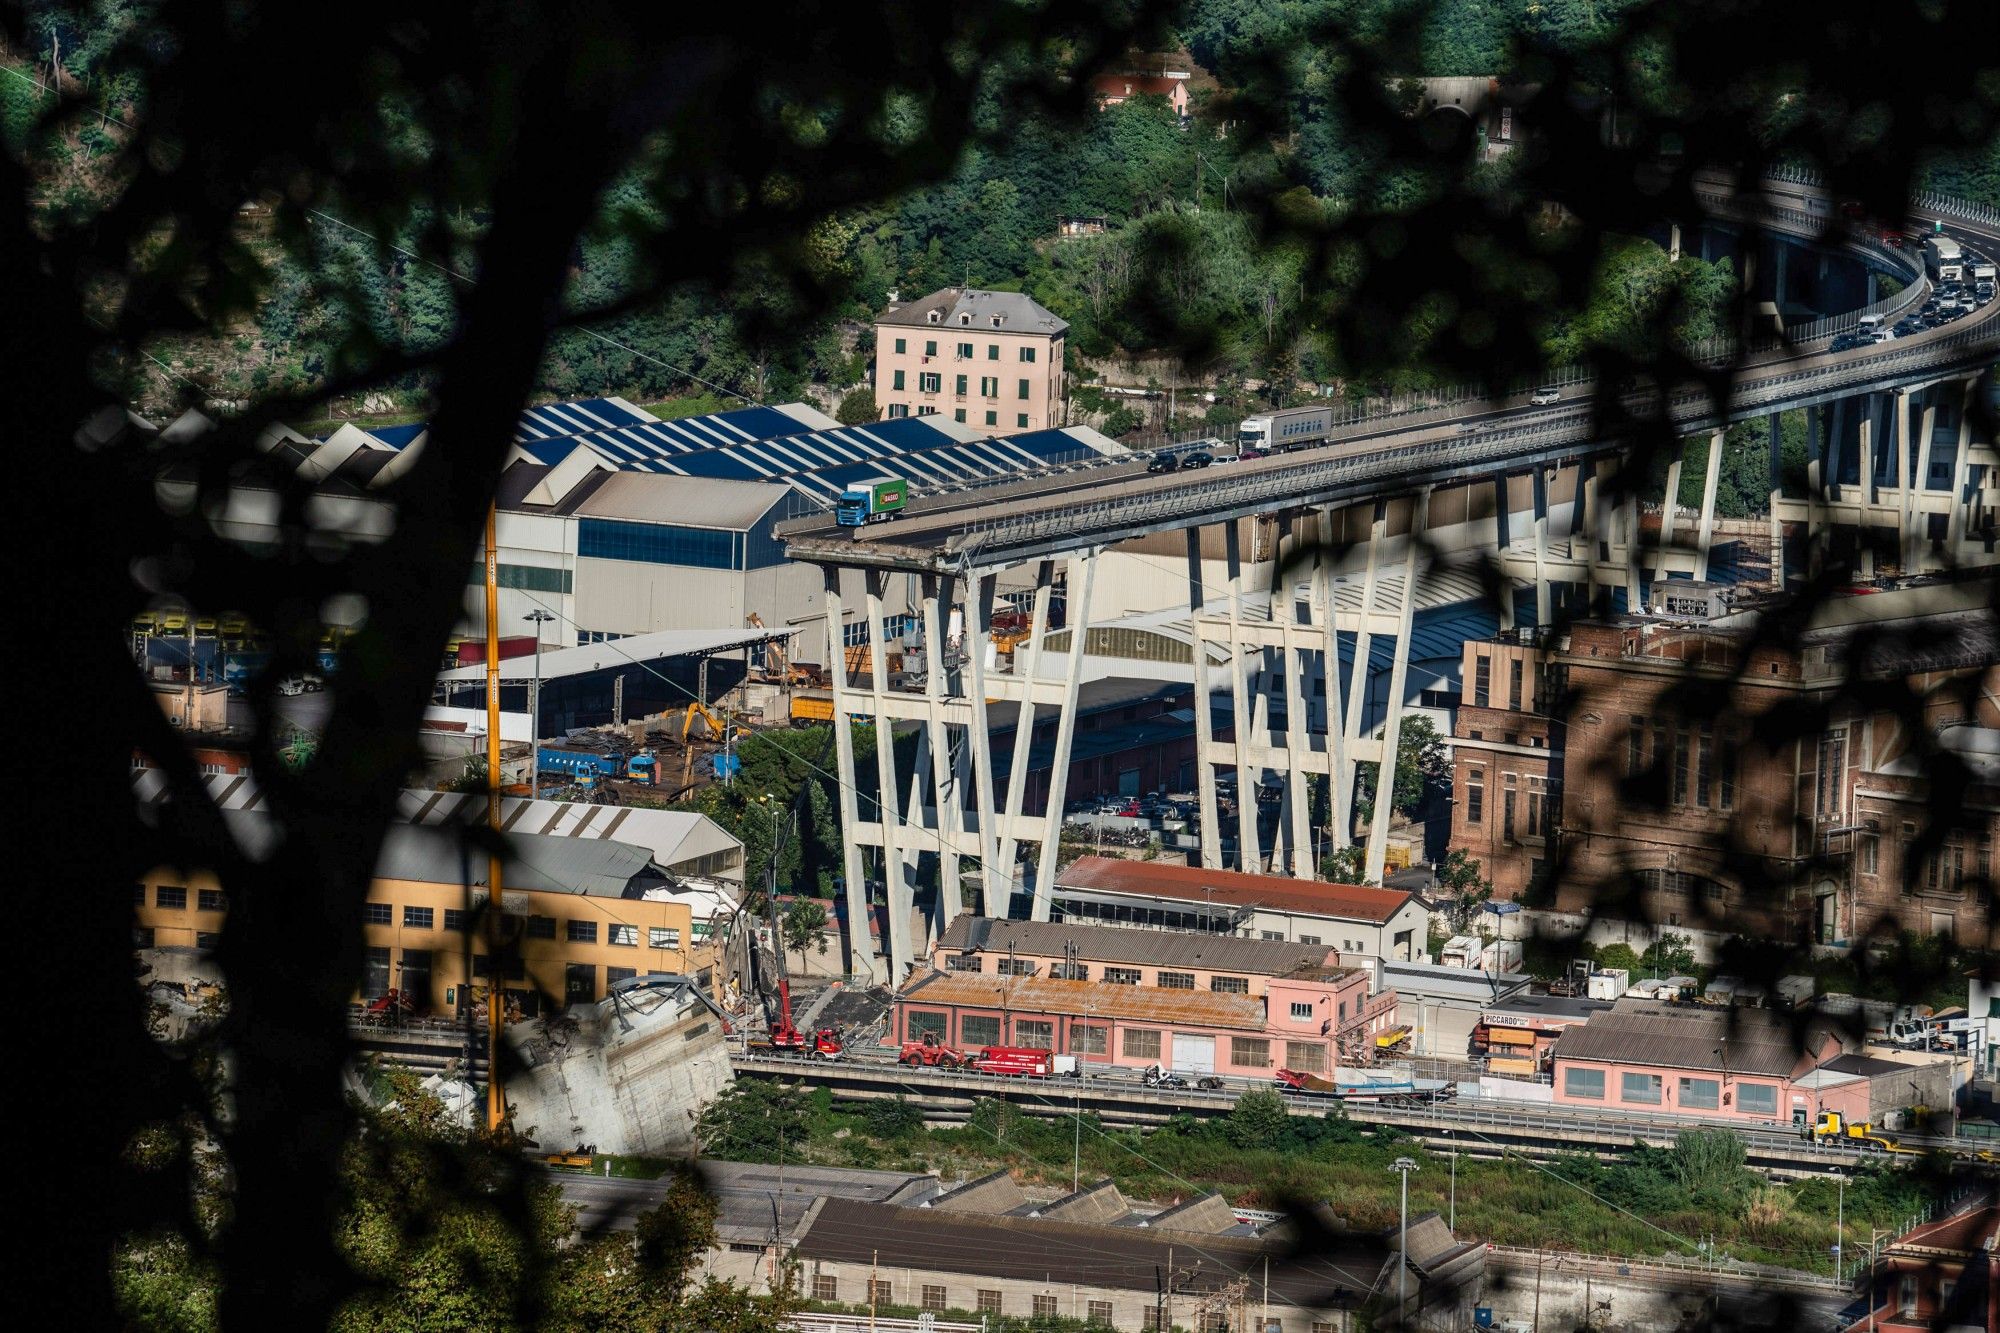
834, 386, 876, 424
1225, 1088, 1293, 1151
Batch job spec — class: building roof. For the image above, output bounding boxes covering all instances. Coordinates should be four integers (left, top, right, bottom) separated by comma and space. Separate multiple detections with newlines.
1887, 1204, 1999, 1258
1551, 998, 1831, 1079
1141, 1192, 1241, 1235
794, 1197, 1390, 1305
935, 913, 1340, 977
216, 811, 668, 897
1822, 1052, 1913, 1079
899, 970, 1266, 1031
876, 286, 1069, 335
1483, 993, 1612, 1024
1055, 855, 1417, 926
571, 472, 791, 529
697, 1159, 935, 1243
1382, 960, 1532, 1005
434, 625, 790, 685
926, 1169, 1028, 1215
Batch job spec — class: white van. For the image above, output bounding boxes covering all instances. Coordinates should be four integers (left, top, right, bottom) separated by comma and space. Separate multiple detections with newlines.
1857, 313, 1886, 332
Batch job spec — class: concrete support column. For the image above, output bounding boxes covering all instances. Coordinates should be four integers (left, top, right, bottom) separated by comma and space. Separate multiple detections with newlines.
821, 567, 879, 981
963, 569, 1004, 915
920, 574, 962, 926
1225, 520, 1259, 871
1364, 488, 1431, 885
1033, 550, 1097, 920
1273, 517, 1312, 878
994, 561, 1054, 896
1531, 466, 1552, 627
1493, 475, 1515, 630
1768, 414, 1785, 589
1908, 396, 1940, 573
1693, 428, 1725, 582
1313, 508, 1349, 857
1186, 527, 1224, 870
863, 572, 912, 980
1668, 222, 1681, 263
1341, 505, 1388, 854
1946, 379, 1976, 554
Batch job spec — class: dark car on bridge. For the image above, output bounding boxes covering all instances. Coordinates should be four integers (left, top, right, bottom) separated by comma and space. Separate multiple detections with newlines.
1180, 450, 1215, 469
1146, 452, 1179, 474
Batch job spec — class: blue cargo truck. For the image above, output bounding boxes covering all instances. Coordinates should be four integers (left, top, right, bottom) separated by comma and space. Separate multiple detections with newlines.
835, 475, 907, 527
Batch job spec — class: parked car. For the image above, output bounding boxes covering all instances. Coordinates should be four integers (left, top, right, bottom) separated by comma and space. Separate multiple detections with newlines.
1146, 452, 1179, 474
1180, 451, 1215, 469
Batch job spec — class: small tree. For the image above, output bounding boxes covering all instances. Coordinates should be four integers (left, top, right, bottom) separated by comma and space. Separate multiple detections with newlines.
1320, 843, 1376, 885
1641, 932, 1698, 977
834, 386, 876, 425
1225, 1088, 1293, 1150
1435, 848, 1493, 932
783, 897, 829, 975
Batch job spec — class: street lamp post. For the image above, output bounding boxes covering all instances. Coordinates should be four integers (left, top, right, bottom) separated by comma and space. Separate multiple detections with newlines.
523, 609, 554, 799
1390, 1156, 1420, 1326
1447, 1129, 1457, 1231
1830, 1167, 1846, 1280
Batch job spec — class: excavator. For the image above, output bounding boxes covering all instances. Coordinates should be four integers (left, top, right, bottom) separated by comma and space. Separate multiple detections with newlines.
746, 888, 842, 1060
678, 700, 749, 786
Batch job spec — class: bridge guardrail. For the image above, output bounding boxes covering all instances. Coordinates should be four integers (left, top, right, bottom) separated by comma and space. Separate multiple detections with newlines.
949, 317, 1998, 560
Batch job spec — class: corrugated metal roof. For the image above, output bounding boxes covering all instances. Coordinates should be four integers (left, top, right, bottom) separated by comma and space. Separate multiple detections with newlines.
216, 810, 663, 896
1550, 999, 1829, 1078
899, 970, 1266, 1030
794, 1197, 1391, 1304
571, 472, 790, 529
936, 913, 1341, 976
1055, 855, 1416, 925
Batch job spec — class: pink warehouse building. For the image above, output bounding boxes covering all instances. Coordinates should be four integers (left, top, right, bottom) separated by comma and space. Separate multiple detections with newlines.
892, 964, 1396, 1079
1549, 998, 1912, 1128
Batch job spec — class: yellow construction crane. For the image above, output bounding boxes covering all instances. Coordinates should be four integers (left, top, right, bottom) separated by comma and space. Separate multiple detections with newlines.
679, 700, 750, 786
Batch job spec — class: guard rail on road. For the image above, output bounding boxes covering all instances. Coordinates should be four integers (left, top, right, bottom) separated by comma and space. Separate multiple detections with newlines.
1484, 1244, 1846, 1296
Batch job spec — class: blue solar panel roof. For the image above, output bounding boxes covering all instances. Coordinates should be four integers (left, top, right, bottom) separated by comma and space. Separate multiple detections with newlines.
367, 423, 426, 448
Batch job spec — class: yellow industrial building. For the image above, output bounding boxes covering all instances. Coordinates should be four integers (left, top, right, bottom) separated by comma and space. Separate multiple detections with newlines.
135, 811, 719, 1015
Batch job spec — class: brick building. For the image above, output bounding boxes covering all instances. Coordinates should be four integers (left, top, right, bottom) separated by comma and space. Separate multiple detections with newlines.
1446, 579, 1998, 945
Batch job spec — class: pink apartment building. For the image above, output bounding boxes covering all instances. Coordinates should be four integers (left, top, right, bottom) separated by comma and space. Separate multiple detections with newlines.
892, 964, 1395, 1078
872, 288, 1067, 432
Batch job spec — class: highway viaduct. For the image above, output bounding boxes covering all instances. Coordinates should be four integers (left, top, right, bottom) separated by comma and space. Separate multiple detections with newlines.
780, 173, 2000, 983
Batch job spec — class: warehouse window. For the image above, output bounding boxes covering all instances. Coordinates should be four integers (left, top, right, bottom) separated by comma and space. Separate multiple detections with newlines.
442, 909, 467, 933
906, 1011, 948, 1041
156, 886, 187, 910
961, 1015, 1001, 1047
1563, 1067, 1606, 1099
946, 954, 983, 972
1049, 961, 1088, 981
1013, 1019, 1053, 1048
977, 1291, 1002, 1315
1621, 1072, 1662, 1105
564, 963, 596, 1005
133, 882, 146, 906
567, 920, 598, 944
1087, 1300, 1114, 1325
1509, 657, 1523, 710
1231, 1038, 1272, 1067
1211, 975, 1249, 994
1123, 1028, 1162, 1059
1737, 1083, 1779, 1116
465, 563, 572, 594
606, 966, 637, 988
362, 947, 391, 999
1285, 1042, 1328, 1073
363, 902, 392, 925
1034, 1296, 1059, 1318
1158, 971, 1195, 990
1104, 967, 1140, 985
870, 1280, 894, 1307
1291, 1002, 1315, 1021
196, 931, 221, 951
1627, 716, 1644, 775
197, 889, 225, 912
578, 518, 739, 571
1696, 723, 1714, 807
996, 958, 1036, 976
1069, 1024, 1107, 1055
813, 1275, 838, 1302
1678, 1077, 1720, 1110
921, 1286, 947, 1312
527, 915, 556, 939
403, 906, 433, 930
1465, 765, 1484, 824
608, 924, 638, 947
133, 926, 155, 949
1473, 654, 1491, 707
649, 926, 681, 949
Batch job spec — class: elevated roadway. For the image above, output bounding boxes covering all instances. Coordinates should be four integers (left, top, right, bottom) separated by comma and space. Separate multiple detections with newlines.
785, 187, 1998, 574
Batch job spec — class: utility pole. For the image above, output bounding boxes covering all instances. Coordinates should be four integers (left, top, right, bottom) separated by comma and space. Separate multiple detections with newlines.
1447, 1128, 1457, 1230
868, 1249, 879, 1333
482, 502, 506, 1136
524, 608, 553, 799
1390, 1156, 1419, 1327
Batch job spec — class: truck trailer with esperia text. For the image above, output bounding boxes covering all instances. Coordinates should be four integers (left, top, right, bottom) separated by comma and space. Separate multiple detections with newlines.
1236, 405, 1335, 453
836, 475, 907, 527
